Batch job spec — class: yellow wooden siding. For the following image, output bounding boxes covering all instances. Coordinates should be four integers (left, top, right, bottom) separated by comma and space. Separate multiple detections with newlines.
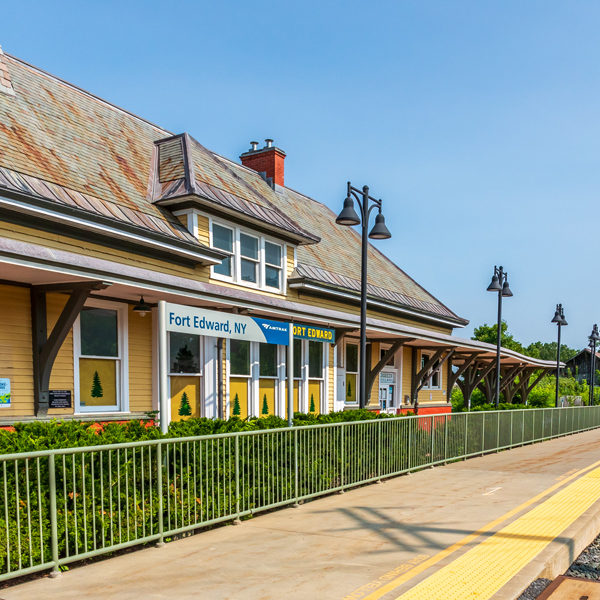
128, 307, 153, 413
175, 214, 188, 229
286, 246, 295, 277
0, 285, 34, 415
401, 346, 412, 405
47, 293, 75, 416
1, 222, 455, 338
197, 214, 210, 246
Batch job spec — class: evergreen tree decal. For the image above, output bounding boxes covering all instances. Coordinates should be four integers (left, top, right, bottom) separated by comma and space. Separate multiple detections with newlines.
91, 371, 103, 398
232, 393, 241, 416
178, 391, 192, 416
347, 380, 352, 398
261, 394, 269, 415
310, 393, 316, 412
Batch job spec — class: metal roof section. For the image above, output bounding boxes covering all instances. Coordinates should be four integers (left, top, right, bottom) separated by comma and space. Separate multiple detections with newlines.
289, 263, 468, 326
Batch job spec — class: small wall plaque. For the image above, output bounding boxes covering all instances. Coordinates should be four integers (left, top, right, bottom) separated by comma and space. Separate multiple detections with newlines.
49, 390, 72, 409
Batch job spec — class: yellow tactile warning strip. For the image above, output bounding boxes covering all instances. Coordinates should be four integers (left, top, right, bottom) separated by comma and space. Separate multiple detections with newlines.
395, 465, 600, 600
359, 459, 600, 600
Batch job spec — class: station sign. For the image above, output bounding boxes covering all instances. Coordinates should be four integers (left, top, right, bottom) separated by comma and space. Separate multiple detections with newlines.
165, 303, 289, 345
293, 324, 335, 344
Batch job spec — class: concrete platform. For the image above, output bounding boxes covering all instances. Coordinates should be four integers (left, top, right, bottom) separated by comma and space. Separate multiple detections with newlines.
5, 429, 600, 600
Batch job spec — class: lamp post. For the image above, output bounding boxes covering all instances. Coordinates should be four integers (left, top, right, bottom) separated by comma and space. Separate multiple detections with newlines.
336, 182, 391, 409
551, 304, 568, 408
486, 266, 513, 407
589, 324, 600, 406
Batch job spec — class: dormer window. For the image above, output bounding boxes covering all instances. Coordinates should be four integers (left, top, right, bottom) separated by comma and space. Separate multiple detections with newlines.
210, 219, 285, 292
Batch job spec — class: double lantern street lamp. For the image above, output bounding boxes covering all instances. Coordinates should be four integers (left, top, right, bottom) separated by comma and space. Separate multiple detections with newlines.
589, 324, 600, 406
551, 304, 568, 408
336, 182, 392, 409
487, 266, 513, 407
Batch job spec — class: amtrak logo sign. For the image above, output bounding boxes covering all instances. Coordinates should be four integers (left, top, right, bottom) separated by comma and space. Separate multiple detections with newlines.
165, 303, 290, 345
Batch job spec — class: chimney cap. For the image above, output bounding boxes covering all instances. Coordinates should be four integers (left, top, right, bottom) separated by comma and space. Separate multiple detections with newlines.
265, 139, 273, 148
250, 141, 259, 151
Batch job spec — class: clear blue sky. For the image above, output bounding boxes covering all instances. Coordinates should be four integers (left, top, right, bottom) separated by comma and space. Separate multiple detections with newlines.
3, 1, 600, 349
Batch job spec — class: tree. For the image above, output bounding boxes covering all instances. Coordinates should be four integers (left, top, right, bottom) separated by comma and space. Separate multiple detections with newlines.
178, 391, 192, 416
347, 380, 352, 398
310, 394, 316, 412
232, 393, 241, 416
91, 371, 103, 398
472, 321, 525, 353
524, 341, 579, 362
261, 394, 269, 415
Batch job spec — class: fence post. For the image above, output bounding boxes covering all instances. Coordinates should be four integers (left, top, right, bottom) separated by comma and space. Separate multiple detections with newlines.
510, 411, 513, 448
444, 414, 448, 463
532, 410, 536, 443
550, 409, 554, 439
430, 416, 435, 465
156, 443, 165, 547
294, 428, 300, 504
377, 420, 382, 482
407, 419, 412, 471
234, 435, 241, 525
481, 413, 485, 455
463, 412, 468, 460
496, 412, 500, 452
48, 453, 60, 578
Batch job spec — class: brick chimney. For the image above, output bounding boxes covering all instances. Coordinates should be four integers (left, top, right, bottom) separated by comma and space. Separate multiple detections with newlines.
0, 46, 15, 96
240, 139, 286, 187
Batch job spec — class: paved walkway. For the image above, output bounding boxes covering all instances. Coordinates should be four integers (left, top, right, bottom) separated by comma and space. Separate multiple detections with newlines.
6, 430, 600, 600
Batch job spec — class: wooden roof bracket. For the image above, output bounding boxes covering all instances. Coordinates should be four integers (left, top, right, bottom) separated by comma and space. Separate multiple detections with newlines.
31, 280, 112, 417
366, 337, 415, 400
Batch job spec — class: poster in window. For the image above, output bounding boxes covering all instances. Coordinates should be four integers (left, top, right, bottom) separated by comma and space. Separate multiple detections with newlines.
79, 359, 117, 407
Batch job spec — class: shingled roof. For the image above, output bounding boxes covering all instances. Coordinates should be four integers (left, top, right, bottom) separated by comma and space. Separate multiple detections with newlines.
0, 48, 466, 326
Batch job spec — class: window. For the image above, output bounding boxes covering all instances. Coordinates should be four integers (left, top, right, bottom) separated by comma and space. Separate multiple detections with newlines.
421, 353, 441, 389
265, 242, 282, 289
169, 333, 201, 374
380, 347, 395, 367
309, 341, 323, 379
230, 340, 251, 376
240, 233, 259, 284
345, 343, 359, 404
212, 224, 233, 277
75, 302, 127, 413
259, 343, 278, 377
210, 221, 285, 291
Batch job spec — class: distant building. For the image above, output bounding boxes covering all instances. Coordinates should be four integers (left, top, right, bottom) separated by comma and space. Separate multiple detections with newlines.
562, 348, 600, 384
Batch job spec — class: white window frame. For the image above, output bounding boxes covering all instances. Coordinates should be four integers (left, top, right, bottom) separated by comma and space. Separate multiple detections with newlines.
421, 352, 442, 390
73, 299, 129, 414
238, 231, 260, 287
344, 339, 360, 405
207, 214, 286, 293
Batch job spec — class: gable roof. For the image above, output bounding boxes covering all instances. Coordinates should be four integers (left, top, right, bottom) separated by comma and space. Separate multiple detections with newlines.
0, 48, 466, 327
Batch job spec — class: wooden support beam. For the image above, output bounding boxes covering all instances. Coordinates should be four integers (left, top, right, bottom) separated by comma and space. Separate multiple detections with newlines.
416, 349, 455, 395
31, 280, 111, 417
366, 338, 414, 400
449, 352, 482, 389
333, 328, 356, 348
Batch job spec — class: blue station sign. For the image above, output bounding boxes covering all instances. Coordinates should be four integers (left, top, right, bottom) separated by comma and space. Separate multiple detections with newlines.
165, 303, 289, 345
293, 324, 335, 343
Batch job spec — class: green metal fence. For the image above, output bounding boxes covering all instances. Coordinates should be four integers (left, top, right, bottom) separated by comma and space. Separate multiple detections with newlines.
1, 405, 600, 581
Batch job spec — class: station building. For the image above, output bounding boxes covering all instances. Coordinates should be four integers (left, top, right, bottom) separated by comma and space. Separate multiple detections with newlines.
0, 46, 555, 426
